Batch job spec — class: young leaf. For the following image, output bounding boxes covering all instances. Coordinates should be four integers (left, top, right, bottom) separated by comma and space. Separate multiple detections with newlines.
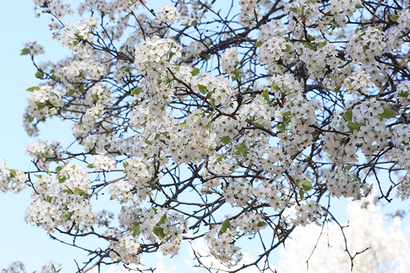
197, 84, 208, 94
232, 69, 240, 81
221, 219, 231, 233
67, 89, 75, 96
74, 187, 86, 196
390, 15, 399, 22
21, 48, 30, 55
153, 226, 166, 238
344, 109, 353, 121
299, 189, 304, 200
302, 180, 312, 191
399, 91, 409, 97
191, 68, 200, 76
35, 70, 44, 79
131, 87, 141, 96
262, 90, 270, 103
221, 136, 231, 145
347, 123, 362, 130
26, 86, 40, 92
132, 223, 140, 237
379, 108, 396, 119
282, 44, 292, 52
257, 221, 267, 227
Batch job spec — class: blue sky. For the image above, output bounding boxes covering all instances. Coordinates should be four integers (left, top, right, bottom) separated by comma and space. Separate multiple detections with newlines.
0, 1, 86, 272
1, 1, 410, 272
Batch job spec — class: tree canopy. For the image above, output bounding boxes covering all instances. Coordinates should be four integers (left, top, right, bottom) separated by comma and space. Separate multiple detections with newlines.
2, 0, 410, 272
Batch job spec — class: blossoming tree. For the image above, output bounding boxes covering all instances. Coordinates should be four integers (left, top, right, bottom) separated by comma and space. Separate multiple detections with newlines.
2, 0, 410, 271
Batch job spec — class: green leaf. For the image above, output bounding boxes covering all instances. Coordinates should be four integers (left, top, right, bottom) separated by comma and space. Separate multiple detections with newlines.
399, 91, 409, 97
21, 48, 30, 55
221, 219, 231, 233
347, 123, 362, 130
221, 136, 231, 145
201, 54, 211, 60
276, 124, 286, 133
282, 44, 292, 52
9, 169, 17, 179
25, 115, 34, 123
74, 187, 86, 196
63, 186, 74, 194
123, 161, 129, 169
132, 223, 140, 237
302, 180, 312, 191
158, 214, 167, 225
307, 34, 315, 42
79, 85, 85, 93
355, 4, 365, 9
210, 98, 216, 109
26, 86, 40, 92
344, 109, 353, 121
257, 221, 267, 227
303, 42, 316, 51
255, 40, 263, 47
289, 7, 298, 13
43, 194, 53, 203
262, 90, 270, 103
197, 84, 208, 94
235, 142, 248, 156
191, 68, 200, 76
390, 15, 399, 22
153, 226, 166, 238
318, 41, 327, 48
131, 87, 141, 96
232, 69, 240, 81
334, 86, 341, 93
93, 93, 99, 101
67, 89, 75, 96
215, 154, 223, 164
63, 212, 74, 221
87, 163, 94, 169
344, 164, 354, 171
379, 108, 396, 119
35, 70, 44, 79
299, 189, 304, 200
58, 175, 67, 183
55, 166, 63, 172
36, 102, 46, 110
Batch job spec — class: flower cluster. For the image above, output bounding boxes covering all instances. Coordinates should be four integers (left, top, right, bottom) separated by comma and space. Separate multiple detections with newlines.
1, 261, 62, 273
60, 16, 101, 48
291, 200, 322, 226
22, 41, 44, 56
156, 5, 181, 24
90, 153, 117, 171
206, 225, 242, 266
326, 168, 372, 200
0, 161, 27, 193
238, 0, 260, 27
134, 36, 182, 79
25, 140, 62, 170
221, 48, 239, 77
24, 164, 94, 234
23, 85, 64, 137
346, 27, 387, 65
